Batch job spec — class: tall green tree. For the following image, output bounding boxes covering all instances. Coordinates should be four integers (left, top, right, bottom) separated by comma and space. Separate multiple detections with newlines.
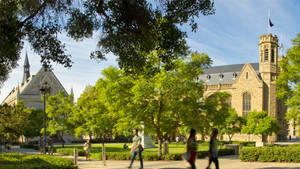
203, 91, 231, 136
46, 91, 75, 147
242, 110, 280, 143
0, 0, 215, 87
117, 52, 211, 156
0, 101, 30, 142
276, 34, 300, 127
74, 67, 122, 146
219, 108, 246, 143
23, 108, 44, 139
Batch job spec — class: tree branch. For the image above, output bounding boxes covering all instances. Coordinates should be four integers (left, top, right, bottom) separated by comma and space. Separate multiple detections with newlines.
19, 1, 47, 28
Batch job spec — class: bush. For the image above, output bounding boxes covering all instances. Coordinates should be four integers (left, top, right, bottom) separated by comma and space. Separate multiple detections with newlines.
0, 153, 77, 169
240, 146, 300, 162
55, 148, 86, 156
20, 144, 39, 150
88, 149, 235, 161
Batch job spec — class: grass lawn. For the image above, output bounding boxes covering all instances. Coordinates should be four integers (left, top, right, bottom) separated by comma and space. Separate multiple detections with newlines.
54, 142, 210, 154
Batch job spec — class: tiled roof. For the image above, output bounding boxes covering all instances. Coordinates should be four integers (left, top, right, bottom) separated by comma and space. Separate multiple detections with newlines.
199, 63, 259, 85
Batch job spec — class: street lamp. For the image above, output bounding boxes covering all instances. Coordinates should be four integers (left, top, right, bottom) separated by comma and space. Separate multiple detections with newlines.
40, 82, 50, 155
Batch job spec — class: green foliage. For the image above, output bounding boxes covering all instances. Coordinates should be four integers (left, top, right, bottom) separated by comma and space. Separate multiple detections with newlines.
73, 67, 122, 142
242, 110, 280, 138
0, 101, 30, 141
0, 0, 215, 86
55, 148, 86, 156
219, 108, 246, 143
46, 91, 75, 146
202, 91, 232, 137
276, 34, 300, 126
0, 153, 77, 169
240, 146, 300, 162
23, 108, 43, 138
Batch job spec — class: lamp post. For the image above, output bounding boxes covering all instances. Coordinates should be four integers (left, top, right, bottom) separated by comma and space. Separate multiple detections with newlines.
40, 82, 50, 155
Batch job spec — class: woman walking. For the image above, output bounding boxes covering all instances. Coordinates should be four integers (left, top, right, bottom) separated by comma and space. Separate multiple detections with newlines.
187, 128, 197, 169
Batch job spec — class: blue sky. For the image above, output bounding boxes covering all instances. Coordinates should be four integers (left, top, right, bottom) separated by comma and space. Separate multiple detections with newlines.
1, 0, 299, 102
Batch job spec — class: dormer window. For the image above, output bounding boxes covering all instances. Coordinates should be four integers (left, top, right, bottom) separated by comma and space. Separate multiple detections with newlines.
206, 75, 211, 80
219, 73, 224, 79
233, 72, 237, 78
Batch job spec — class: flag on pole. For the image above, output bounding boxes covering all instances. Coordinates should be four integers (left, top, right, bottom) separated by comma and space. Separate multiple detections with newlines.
269, 18, 274, 27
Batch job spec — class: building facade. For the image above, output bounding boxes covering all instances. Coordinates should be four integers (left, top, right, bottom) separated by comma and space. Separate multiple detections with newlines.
2, 53, 68, 109
199, 34, 288, 142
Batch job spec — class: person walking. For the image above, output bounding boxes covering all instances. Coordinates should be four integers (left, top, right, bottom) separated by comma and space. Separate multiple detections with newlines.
206, 128, 219, 169
176, 136, 180, 146
39, 136, 44, 154
84, 139, 91, 161
186, 128, 197, 169
48, 137, 54, 155
128, 128, 143, 169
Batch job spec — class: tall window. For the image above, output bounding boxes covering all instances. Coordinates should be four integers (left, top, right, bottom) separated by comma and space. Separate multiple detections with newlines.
264, 49, 269, 61
243, 92, 251, 117
271, 49, 275, 63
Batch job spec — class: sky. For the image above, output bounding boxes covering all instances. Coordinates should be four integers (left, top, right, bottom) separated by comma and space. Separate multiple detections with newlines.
1, 0, 300, 103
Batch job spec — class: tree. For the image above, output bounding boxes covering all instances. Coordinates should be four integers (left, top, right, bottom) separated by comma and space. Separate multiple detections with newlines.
74, 67, 122, 147
23, 108, 44, 139
203, 91, 231, 136
117, 52, 211, 156
0, 101, 30, 143
46, 91, 75, 147
242, 110, 280, 143
219, 108, 246, 143
276, 34, 300, 128
0, 0, 215, 87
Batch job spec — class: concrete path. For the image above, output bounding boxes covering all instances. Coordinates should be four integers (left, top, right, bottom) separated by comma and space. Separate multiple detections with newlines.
76, 156, 300, 169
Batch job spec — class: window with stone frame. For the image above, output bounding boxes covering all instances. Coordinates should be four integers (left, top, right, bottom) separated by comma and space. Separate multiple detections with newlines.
271, 49, 275, 63
243, 92, 251, 117
264, 49, 269, 61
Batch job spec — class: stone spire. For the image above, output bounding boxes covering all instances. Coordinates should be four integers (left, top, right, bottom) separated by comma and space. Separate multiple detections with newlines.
22, 52, 30, 84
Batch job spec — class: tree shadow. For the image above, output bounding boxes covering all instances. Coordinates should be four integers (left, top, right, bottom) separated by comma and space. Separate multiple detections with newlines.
258, 167, 300, 169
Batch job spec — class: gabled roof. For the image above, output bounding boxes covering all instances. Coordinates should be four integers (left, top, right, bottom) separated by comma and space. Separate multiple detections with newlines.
199, 63, 260, 85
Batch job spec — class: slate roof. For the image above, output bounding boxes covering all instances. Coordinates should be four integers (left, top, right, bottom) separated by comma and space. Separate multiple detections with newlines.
199, 63, 259, 85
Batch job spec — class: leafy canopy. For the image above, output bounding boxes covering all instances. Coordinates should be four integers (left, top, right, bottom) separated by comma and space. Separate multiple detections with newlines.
276, 34, 300, 124
242, 110, 280, 137
0, 0, 215, 87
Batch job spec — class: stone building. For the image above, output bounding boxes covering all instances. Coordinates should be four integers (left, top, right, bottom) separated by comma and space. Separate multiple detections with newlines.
2, 53, 68, 108
199, 34, 288, 142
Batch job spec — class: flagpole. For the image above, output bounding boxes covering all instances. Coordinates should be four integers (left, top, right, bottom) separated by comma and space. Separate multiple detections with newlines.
268, 9, 270, 34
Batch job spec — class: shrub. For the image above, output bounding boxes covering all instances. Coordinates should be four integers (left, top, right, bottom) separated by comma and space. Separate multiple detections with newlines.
0, 153, 77, 169
240, 146, 300, 162
88, 149, 235, 161
55, 148, 86, 156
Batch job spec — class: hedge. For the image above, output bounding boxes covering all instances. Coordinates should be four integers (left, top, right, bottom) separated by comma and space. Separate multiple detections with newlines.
54, 148, 234, 161
240, 146, 300, 162
0, 153, 77, 169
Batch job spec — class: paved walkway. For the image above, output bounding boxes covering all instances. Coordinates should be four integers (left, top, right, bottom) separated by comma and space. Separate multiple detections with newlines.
5, 148, 300, 169
76, 156, 300, 169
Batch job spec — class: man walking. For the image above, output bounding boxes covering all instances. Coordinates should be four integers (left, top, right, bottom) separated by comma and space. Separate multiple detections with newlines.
128, 129, 143, 169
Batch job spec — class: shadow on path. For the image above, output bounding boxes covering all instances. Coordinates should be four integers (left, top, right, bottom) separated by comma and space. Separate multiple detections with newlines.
258, 167, 300, 169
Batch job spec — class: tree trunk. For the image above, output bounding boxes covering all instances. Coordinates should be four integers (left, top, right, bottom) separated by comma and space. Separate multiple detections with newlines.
158, 138, 162, 156
228, 134, 233, 144
60, 132, 64, 148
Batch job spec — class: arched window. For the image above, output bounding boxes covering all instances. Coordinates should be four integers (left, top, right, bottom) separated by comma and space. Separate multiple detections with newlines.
264, 49, 269, 61
271, 49, 275, 63
243, 92, 251, 117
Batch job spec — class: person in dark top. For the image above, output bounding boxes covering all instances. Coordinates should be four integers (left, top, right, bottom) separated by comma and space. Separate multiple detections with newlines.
206, 128, 219, 169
